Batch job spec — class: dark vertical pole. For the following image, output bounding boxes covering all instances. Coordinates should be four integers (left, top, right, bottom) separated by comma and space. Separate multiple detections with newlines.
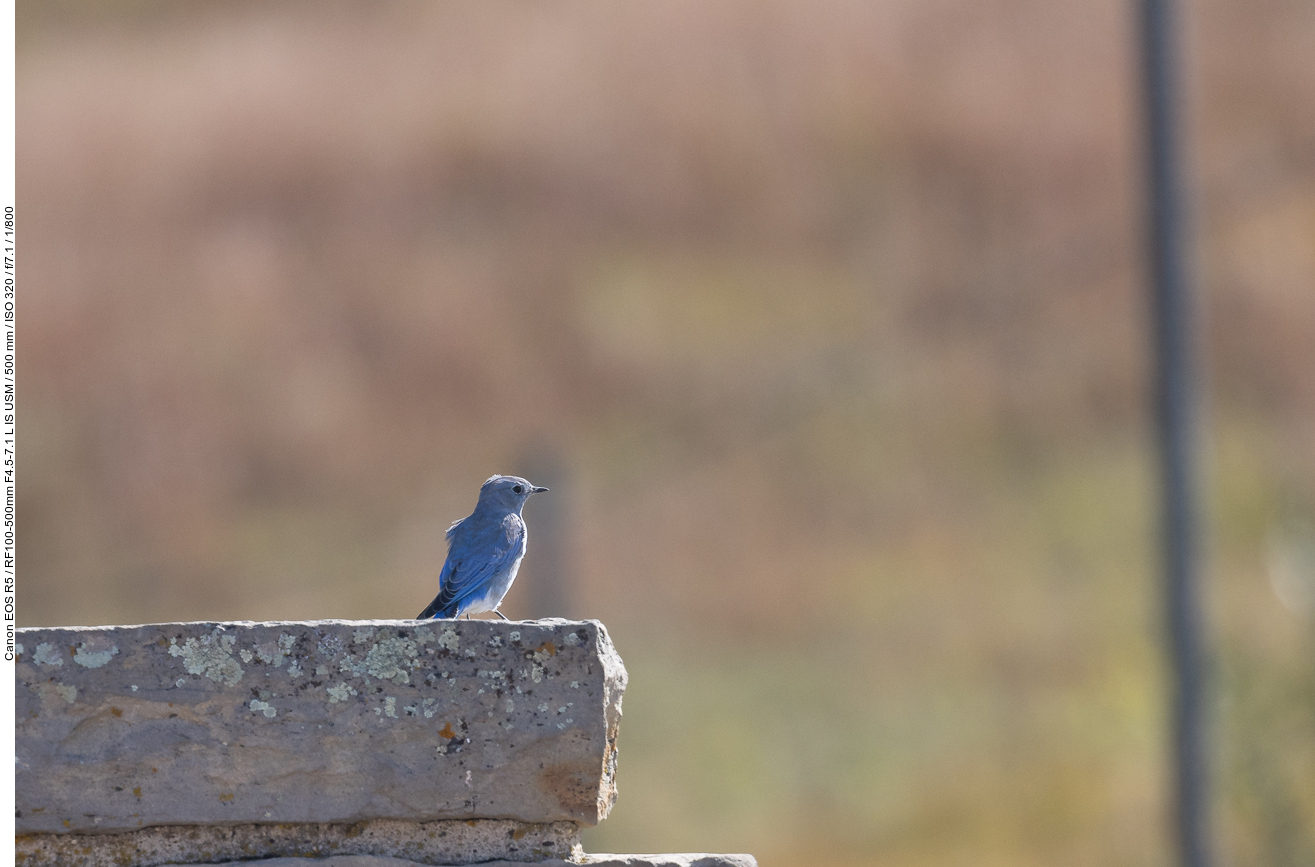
1138, 1, 1211, 867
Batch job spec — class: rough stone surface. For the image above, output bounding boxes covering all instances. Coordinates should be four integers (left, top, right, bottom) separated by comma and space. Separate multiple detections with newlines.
15, 619, 626, 834
167, 857, 757, 867
15, 819, 580, 867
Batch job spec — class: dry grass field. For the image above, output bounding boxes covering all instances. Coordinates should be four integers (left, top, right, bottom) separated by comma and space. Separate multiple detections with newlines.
17, 1, 1315, 865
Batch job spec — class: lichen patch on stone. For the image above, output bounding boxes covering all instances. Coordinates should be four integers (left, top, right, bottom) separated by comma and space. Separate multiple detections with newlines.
436, 627, 459, 652
340, 636, 420, 685
255, 633, 297, 667
326, 683, 358, 703
73, 640, 118, 669
34, 681, 78, 705
32, 643, 63, 667
249, 700, 277, 718
168, 631, 244, 686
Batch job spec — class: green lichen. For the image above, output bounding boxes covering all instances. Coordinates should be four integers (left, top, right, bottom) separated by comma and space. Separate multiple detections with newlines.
168, 631, 244, 686
32, 643, 63, 667
249, 699, 277, 718
73, 642, 118, 669
326, 683, 358, 703
340, 636, 419, 685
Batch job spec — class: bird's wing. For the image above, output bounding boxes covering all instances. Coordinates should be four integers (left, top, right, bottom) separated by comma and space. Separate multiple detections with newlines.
417, 517, 474, 617
429, 514, 525, 615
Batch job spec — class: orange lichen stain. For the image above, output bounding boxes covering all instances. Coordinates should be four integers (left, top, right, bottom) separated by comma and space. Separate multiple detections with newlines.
151, 767, 158, 773
132, 788, 141, 799
539, 762, 597, 816
512, 827, 528, 840
438, 722, 456, 739
110, 707, 122, 718
537, 642, 558, 657
466, 820, 478, 827
62, 820, 71, 828
219, 793, 235, 803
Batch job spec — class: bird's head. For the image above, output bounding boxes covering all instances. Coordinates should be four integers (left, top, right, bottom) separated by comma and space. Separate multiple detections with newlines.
478, 474, 549, 511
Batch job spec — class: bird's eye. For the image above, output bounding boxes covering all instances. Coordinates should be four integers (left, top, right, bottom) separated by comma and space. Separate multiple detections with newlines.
513, 485, 524, 494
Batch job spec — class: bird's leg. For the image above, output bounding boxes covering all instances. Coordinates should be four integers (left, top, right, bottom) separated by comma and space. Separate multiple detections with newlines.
494, 609, 511, 621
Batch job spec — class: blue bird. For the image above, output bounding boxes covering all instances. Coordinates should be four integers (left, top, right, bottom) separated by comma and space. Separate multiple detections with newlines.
417, 475, 549, 620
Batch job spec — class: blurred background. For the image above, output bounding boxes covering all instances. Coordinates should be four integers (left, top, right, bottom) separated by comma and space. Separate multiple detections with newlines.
16, 0, 1315, 864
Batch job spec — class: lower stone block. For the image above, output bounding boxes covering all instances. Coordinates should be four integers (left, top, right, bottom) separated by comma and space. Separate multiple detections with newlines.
15, 819, 581, 867
165, 857, 758, 867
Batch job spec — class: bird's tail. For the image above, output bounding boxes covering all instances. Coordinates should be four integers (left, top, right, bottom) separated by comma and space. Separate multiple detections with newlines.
417, 596, 458, 619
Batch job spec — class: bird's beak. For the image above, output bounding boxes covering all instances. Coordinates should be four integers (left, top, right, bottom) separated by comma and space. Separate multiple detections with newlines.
531, 486, 549, 494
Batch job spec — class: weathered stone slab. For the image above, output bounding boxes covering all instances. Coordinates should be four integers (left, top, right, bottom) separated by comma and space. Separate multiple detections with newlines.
15, 619, 625, 834
15, 819, 580, 867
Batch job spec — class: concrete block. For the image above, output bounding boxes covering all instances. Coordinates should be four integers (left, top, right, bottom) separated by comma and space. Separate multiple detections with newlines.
16, 619, 625, 834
